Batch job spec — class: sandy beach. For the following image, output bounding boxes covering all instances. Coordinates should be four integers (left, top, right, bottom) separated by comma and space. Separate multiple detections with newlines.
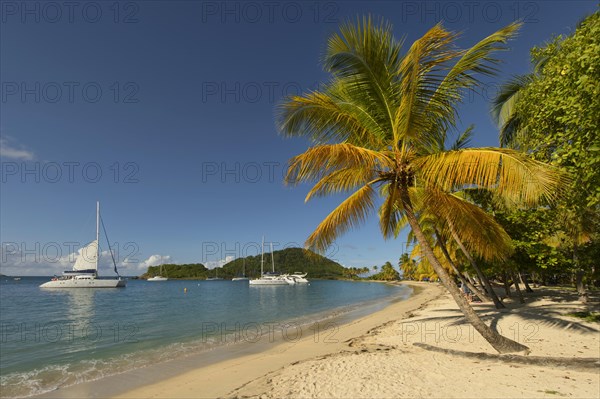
110, 282, 599, 399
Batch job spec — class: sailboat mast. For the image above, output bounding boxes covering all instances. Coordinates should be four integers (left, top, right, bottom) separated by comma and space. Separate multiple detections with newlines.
96, 201, 100, 273
271, 242, 274, 273
261, 236, 264, 276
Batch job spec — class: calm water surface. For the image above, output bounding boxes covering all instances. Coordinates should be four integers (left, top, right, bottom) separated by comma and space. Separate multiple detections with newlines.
0, 277, 410, 398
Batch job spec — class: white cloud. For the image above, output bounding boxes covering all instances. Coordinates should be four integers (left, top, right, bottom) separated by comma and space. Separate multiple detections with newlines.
122, 254, 173, 273
0, 137, 35, 160
204, 255, 235, 269
0, 242, 172, 276
1, 242, 72, 276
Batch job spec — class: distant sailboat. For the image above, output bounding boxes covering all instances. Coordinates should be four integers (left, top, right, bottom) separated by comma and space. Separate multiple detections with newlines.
232, 259, 249, 281
40, 202, 126, 288
148, 264, 168, 281
249, 238, 287, 286
206, 268, 223, 281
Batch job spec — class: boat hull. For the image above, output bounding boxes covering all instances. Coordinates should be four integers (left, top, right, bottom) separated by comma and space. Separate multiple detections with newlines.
40, 278, 126, 288
147, 276, 168, 281
249, 279, 288, 286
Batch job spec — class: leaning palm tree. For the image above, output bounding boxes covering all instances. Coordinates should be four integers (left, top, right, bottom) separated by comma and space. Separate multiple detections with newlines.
400, 127, 509, 308
278, 17, 565, 354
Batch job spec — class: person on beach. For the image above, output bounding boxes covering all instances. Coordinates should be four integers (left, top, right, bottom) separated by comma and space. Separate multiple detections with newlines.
460, 282, 473, 302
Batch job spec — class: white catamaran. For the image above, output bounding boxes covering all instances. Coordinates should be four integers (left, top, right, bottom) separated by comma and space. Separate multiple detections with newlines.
40, 202, 126, 288
249, 238, 288, 286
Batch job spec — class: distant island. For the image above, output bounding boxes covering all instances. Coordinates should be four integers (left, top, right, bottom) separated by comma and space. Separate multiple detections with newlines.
141, 247, 351, 280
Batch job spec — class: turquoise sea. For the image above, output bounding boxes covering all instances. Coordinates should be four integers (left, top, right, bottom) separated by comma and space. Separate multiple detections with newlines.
0, 277, 411, 398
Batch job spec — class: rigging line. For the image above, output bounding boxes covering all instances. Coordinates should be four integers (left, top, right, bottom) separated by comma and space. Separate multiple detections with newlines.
100, 216, 119, 276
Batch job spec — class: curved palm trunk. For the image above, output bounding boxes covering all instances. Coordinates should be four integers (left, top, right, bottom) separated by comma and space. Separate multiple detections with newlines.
446, 220, 506, 309
465, 272, 477, 285
502, 272, 512, 298
575, 270, 588, 303
512, 271, 525, 304
574, 244, 588, 303
519, 272, 534, 293
474, 273, 485, 289
400, 189, 528, 354
434, 229, 492, 302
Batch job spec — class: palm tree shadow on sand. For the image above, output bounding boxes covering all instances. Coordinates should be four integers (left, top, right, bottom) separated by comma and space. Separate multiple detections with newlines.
406, 287, 599, 335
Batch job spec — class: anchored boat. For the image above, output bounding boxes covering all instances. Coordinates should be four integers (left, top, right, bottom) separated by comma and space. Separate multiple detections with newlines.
40, 202, 126, 289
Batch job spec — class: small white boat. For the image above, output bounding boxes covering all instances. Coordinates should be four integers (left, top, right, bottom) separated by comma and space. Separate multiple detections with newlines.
278, 272, 309, 285
40, 202, 126, 289
148, 264, 168, 281
291, 272, 309, 284
249, 239, 287, 286
147, 276, 168, 281
249, 271, 288, 285
232, 259, 249, 281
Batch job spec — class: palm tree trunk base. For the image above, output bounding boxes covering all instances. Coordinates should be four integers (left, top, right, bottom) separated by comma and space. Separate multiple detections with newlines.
575, 270, 588, 303
520, 272, 534, 293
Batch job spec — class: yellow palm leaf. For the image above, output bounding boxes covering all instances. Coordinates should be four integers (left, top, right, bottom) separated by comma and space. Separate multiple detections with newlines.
305, 167, 377, 202
306, 183, 377, 252
423, 189, 513, 261
415, 148, 567, 205
286, 143, 393, 185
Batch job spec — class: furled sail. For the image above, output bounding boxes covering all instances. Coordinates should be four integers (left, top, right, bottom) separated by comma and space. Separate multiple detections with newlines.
73, 240, 98, 271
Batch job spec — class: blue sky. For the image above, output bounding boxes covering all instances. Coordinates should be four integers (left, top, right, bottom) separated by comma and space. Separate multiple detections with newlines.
1, 1, 596, 276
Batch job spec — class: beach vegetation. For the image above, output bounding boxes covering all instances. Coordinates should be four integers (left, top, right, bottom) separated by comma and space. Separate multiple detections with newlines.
492, 11, 600, 301
143, 263, 208, 279
369, 261, 400, 281
566, 311, 600, 323
398, 253, 417, 280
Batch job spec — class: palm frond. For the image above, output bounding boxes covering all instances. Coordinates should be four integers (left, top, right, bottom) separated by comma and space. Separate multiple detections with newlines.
306, 183, 377, 252
324, 16, 403, 141
395, 23, 458, 144
379, 182, 400, 239
285, 143, 393, 185
490, 74, 532, 125
277, 85, 388, 146
423, 189, 513, 261
450, 124, 475, 150
427, 22, 521, 135
490, 74, 534, 147
415, 148, 568, 206
305, 167, 377, 201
